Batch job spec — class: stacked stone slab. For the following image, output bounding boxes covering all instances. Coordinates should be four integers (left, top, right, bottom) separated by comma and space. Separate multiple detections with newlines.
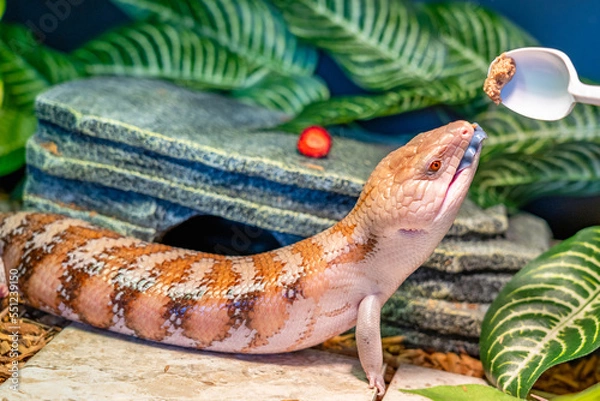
24, 77, 552, 356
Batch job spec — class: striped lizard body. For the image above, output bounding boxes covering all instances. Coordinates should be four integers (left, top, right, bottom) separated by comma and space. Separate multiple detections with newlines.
0, 121, 486, 395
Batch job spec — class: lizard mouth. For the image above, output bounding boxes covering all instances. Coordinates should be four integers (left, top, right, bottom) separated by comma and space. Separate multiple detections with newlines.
437, 122, 487, 222
456, 124, 487, 174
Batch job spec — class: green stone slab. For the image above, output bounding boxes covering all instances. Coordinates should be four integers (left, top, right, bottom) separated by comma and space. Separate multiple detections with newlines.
24, 169, 199, 241
26, 128, 348, 238
382, 295, 487, 339
400, 269, 513, 303
423, 213, 551, 273
380, 325, 480, 357
34, 77, 384, 197
27, 77, 509, 239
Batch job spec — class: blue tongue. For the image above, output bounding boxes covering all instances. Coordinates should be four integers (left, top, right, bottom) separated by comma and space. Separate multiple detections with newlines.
457, 125, 487, 172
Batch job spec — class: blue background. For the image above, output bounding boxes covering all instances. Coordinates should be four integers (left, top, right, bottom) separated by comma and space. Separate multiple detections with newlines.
4, 0, 600, 237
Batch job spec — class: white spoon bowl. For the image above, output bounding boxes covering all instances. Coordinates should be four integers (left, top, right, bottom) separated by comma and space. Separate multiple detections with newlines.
491, 47, 600, 120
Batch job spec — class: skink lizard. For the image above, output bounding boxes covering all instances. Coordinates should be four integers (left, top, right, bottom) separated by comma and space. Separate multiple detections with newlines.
0, 121, 485, 395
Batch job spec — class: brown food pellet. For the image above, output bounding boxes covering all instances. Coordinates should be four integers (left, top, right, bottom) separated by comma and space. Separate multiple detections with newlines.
484, 53, 517, 105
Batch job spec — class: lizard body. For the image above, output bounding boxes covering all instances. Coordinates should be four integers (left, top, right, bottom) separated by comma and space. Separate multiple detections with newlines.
0, 121, 485, 395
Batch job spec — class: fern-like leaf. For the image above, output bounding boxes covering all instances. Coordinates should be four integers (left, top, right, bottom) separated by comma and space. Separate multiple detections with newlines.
472, 141, 600, 209
110, 0, 317, 77
478, 104, 600, 160
271, 0, 446, 91
424, 2, 536, 80
275, 79, 477, 133
72, 21, 250, 89
275, 92, 403, 133
232, 74, 329, 115
422, 2, 537, 113
0, 23, 80, 109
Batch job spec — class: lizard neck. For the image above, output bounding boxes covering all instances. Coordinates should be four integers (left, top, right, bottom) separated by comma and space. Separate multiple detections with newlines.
325, 203, 457, 304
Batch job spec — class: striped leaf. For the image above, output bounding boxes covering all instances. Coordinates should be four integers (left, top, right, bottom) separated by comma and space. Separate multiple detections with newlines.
0, 23, 81, 175
275, 92, 403, 133
422, 2, 537, 113
72, 21, 249, 89
274, 79, 477, 133
0, 23, 80, 109
480, 226, 600, 398
270, 0, 446, 91
477, 104, 600, 160
0, 107, 38, 175
423, 2, 536, 81
231, 74, 329, 115
110, 0, 317, 77
270, 1, 537, 129
471, 142, 600, 209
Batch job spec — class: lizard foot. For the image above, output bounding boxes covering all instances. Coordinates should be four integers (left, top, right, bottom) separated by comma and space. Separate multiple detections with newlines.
368, 372, 386, 396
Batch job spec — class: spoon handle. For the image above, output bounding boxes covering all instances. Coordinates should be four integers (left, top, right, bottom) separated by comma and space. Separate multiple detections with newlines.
570, 81, 600, 107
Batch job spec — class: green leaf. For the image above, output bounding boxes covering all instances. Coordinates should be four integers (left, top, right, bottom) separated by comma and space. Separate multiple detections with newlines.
478, 105, 600, 160
0, 108, 37, 175
401, 384, 521, 401
110, 0, 317, 77
72, 21, 250, 89
471, 141, 600, 209
423, 2, 536, 82
480, 226, 600, 398
271, 0, 446, 91
552, 382, 600, 401
0, 23, 81, 109
274, 80, 476, 133
231, 73, 329, 115
0, 24, 80, 175
269, 1, 537, 129
421, 2, 537, 115
275, 92, 403, 133
0, 0, 5, 21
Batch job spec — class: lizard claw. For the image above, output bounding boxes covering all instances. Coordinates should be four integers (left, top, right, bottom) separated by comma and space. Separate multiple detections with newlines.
368, 373, 386, 396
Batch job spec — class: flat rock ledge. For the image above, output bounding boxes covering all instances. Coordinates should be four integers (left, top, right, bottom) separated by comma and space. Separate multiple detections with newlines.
27, 77, 507, 240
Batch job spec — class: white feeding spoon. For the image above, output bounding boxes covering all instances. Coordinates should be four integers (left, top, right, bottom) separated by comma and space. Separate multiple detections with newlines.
492, 47, 600, 120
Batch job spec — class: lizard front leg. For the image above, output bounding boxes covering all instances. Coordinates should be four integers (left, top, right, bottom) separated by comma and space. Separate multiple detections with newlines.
356, 294, 385, 396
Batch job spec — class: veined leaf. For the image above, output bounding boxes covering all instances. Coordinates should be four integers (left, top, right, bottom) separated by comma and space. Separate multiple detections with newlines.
72, 21, 249, 89
471, 141, 600, 209
274, 80, 472, 133
271, 0, 445, 91
110, 0, 317, 77
275, 92, 402, 133
231, 74, 329, 115
480, 226, 600, 398
0, 23, 80, 174
478, 104, 600, 160
0, 107, 37, 175
422, 2, 537, 114
270, 1, 537, 129
423, 2, 536, 82
0, 23, 81, 109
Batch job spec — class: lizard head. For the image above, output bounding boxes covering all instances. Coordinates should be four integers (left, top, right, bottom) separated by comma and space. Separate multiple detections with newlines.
357, 121, 486, 236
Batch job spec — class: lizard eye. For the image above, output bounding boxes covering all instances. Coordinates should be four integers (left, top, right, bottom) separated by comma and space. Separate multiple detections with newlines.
428, 160, 442, 173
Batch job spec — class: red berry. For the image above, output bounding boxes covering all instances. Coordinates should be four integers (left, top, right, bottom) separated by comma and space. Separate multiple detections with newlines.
297, 126, 332, 158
